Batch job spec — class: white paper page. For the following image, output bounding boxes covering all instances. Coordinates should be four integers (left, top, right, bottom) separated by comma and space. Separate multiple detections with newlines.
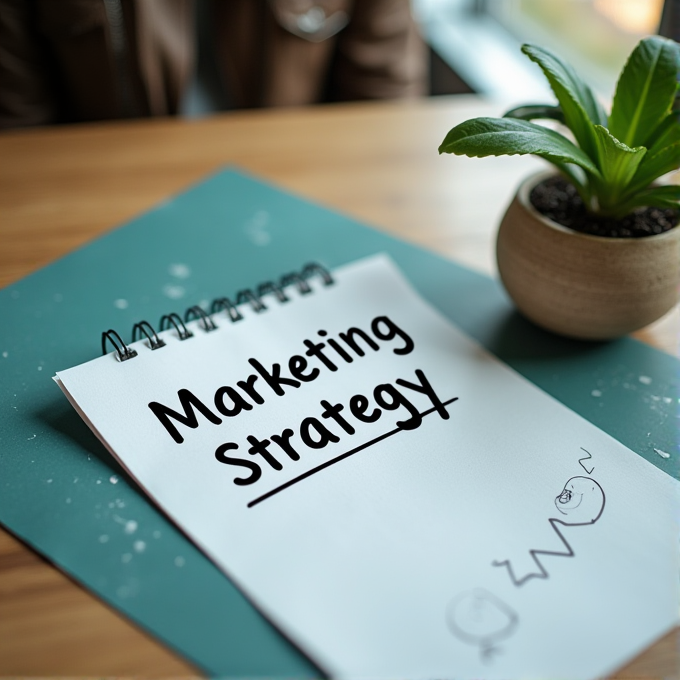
56, 254, 679, 679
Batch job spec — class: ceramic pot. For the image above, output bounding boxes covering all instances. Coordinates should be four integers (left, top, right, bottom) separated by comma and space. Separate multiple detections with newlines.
496, 172, 680, 340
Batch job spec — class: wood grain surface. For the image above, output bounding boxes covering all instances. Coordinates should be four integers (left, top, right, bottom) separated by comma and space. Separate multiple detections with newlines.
0, 97, 677, 677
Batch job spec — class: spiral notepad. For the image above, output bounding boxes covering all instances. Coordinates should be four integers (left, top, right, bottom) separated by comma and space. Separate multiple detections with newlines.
55, 254, 679, 679
99, 262, 334, 363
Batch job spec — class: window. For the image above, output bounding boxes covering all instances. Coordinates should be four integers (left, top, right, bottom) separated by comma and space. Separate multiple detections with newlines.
416, 0, 668, 99
484, 0, 666, 96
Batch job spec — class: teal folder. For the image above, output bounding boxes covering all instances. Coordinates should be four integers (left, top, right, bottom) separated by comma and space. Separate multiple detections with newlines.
1, 169, 677, 675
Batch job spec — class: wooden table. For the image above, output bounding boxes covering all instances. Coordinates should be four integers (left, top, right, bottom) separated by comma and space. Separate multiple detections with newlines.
0, 96, 678, 677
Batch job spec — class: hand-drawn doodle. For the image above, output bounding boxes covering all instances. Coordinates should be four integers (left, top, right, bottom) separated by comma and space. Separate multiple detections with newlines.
492, 476, 605, 587
578, 447, 594, 474
446, 588, 519, 662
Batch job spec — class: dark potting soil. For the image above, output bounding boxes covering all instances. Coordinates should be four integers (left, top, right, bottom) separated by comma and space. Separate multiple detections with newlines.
529, 175, 679, 238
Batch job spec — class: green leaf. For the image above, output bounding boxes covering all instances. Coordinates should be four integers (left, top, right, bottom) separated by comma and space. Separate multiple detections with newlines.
646, 110, 680, 155
438, 117, 600, 175
627, 141, 680, 194
591, 126, 646, 209
609, 36, 680, 148
616, 184, 680, 214
503, 104, 565, 124
521, 44, 607, 160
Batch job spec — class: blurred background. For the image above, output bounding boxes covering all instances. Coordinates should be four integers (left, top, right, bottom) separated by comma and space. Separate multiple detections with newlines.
0, 0, 677, 129
421, 0, 677, 100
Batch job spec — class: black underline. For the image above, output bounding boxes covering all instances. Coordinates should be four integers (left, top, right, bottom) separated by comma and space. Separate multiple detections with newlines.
247, 396, 459, 508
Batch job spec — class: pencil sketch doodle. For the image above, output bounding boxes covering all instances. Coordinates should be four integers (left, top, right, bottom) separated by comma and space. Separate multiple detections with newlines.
446, 588, 518, 662
492, 476, 605, 587
578, 447, 594, 474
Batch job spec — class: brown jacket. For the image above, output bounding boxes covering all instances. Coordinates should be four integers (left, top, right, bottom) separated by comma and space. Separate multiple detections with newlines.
0, 0, 426, 128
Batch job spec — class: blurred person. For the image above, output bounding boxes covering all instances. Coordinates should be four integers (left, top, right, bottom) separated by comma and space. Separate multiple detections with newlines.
0, 0, 426, 129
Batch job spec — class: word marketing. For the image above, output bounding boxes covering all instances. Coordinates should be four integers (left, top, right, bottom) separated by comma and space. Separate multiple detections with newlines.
147, 315, 456, 488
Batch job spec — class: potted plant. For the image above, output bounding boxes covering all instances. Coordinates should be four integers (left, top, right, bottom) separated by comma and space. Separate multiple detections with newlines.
439, 37, 680, 340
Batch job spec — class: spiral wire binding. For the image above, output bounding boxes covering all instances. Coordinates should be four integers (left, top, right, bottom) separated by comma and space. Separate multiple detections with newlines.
280, 272, 312, 295
101, 262, 333, 361
210, 298, 243, 322
185, 305, 218, 332
159, 313, 193, 340
235, 289, 267, 312
256, 280, 289, 303
102, 329, 138, 362
132, 321, 166, 350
